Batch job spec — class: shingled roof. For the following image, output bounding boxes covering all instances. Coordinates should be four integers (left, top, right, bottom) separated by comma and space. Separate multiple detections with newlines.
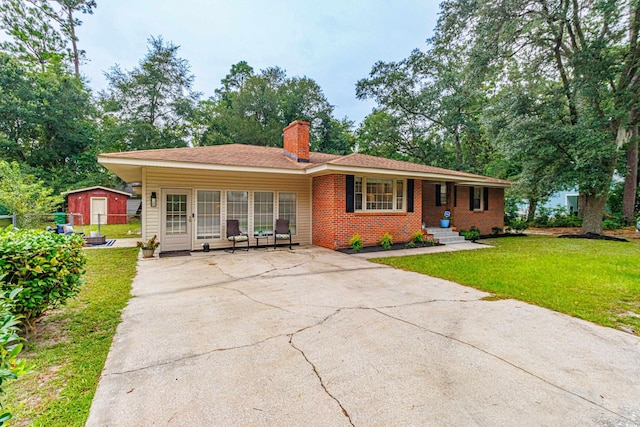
98, 144, 510, 186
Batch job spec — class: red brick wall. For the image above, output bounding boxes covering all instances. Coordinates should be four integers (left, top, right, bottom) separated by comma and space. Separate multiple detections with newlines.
283, 120, 310, 162
422, 182, 505, 234
422, 183, 448, 227
67, 189, 129, 225
451, 186, 504, 234
312, 174, 423, 250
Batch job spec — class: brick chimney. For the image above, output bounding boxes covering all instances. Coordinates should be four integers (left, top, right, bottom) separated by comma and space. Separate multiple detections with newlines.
283, 120, 310, 163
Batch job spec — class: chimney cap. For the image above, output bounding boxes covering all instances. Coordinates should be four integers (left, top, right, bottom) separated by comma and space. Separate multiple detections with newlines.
284, 120, 310, 131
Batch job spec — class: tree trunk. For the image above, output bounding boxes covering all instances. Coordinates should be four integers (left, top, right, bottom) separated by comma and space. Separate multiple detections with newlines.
622, 121, 638, 224
527, 198, 538, 222
580, 192, 608, 234
67, 6, 80, 78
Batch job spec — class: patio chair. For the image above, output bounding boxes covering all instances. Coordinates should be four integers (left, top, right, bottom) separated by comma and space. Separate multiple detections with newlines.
226, 219, 249, 253
273, 219, 292, 250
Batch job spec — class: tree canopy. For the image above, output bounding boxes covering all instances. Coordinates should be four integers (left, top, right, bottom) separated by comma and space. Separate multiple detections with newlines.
193, 61, 354, 154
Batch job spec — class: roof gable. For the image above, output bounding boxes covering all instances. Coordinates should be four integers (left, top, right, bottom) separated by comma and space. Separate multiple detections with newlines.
62, 186, 132, 197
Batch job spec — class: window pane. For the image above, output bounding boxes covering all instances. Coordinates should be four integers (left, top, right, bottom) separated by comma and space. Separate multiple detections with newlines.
254, 191, 274, 235
196, 190, 220, 239
366, 178, 393, 210
473, 187, 482, 210
227, 191, 248, 233
278, 192, 297, 234
440, 183, 447, 205
355, 176, 363, 210
166, 194, 187, 235
396, 180, 404, 210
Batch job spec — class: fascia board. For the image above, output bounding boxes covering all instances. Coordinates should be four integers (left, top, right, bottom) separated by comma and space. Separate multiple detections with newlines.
97, 156, 307, 175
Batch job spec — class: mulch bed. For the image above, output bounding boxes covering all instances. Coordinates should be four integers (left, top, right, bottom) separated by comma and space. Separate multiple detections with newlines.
338, 242, 440, 255
558, 232, 629, 242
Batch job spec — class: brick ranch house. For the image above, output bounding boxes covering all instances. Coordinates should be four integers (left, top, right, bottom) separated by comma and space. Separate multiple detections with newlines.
98, 121, 510, 253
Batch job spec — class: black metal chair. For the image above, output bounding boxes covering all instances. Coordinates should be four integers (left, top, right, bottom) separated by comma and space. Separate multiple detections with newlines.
273, 219, 292, 249
226, 219, 249, 253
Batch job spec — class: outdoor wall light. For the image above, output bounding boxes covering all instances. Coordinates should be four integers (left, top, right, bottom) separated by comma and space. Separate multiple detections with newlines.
150, 192, 157, 208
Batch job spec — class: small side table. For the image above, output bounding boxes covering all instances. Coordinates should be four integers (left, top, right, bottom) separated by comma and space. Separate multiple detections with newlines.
254, 234, 271, 249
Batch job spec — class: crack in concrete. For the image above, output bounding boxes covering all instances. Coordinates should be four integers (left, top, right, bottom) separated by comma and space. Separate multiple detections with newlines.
288, 309, 355, 427
219, 285, 321, 320
104, 334, 288, 377
371, 307, 636, 424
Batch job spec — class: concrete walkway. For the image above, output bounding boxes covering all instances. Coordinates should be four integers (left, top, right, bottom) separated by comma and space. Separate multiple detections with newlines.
87, 246, 640, 426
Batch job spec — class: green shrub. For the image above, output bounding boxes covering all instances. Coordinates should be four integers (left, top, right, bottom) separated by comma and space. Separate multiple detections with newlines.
349, 233, 363, 253
380, 232, 393, 250
460, 226, 480, 242
0, 228, 86, 337
508, 219, 528, 233
491, 226, 503, 235
411, 231, 426, 244
603, 214, 625, 230
0, 285, 30, 425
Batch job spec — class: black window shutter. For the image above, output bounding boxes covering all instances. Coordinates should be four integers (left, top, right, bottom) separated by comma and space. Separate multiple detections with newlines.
407, 179, 414, 212
483, 187, 489, 211
454, 185, 457, 207
346, 175, 354, 212
435, 184, 441, 206
469, 187, 474, 211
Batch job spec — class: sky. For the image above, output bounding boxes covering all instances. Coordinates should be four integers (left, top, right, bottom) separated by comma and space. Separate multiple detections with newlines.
77, 0, 440, 126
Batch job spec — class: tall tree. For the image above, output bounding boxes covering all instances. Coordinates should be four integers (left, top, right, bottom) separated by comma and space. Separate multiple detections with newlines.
0, 53, 99, 192
356, 45, 492, 173
0, 0, 95, 76
100, 36, 200, 150
437, 0, 640, 233
194, 62, 353, 153
54, 0, 97, 78
0, 0, 68, 72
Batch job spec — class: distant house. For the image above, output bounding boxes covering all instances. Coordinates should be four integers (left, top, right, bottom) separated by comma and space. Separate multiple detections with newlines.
64, 186, 131, 225
98, 121, 510, 252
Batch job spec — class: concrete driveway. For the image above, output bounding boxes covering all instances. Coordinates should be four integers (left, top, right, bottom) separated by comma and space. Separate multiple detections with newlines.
87, 246, 640, 426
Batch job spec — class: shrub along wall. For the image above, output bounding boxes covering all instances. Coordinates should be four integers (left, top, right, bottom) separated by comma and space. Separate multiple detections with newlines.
0, 228, 86, 337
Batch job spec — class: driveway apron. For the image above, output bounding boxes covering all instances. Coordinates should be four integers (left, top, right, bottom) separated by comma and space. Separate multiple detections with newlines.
87, 247, 640, 426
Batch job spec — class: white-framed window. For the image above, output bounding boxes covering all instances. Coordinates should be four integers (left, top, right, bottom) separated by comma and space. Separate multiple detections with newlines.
473, 186, 483, 210
396, 180, 404, 210
278, 192, 297, 234
355, 177, 363, 210
227, 191, 248, 233
254, 191, 274, 235
439, 183, 447, 205
196, 190, 221, 239
354, 177, 406, 212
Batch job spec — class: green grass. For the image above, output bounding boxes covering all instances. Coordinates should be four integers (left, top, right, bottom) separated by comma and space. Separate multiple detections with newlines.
69, 221, 142, 240
372, 236, 640, 332
4, 247, 138, 426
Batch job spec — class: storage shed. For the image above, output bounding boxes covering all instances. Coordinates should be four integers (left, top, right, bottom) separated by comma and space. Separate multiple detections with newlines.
64, 186, 131, 225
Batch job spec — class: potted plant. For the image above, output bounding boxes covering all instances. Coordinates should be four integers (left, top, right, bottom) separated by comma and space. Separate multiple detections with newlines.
137, 235, 159, 258
440, 210, 451, 228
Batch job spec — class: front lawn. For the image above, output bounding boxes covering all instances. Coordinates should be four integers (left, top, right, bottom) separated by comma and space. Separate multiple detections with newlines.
4, 247, 138, 426
372, 236, 640, 333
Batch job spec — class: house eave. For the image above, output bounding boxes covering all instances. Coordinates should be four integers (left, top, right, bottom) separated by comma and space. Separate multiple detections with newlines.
98, 156, 307, 183
305, 164, 510, 186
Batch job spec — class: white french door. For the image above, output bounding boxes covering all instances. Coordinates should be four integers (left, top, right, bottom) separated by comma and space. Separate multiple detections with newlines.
161, 189, 192, 252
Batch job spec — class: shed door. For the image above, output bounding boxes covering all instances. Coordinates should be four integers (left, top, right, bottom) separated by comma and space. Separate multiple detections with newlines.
161, 189, 192, 252
90, 197, 108, 225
